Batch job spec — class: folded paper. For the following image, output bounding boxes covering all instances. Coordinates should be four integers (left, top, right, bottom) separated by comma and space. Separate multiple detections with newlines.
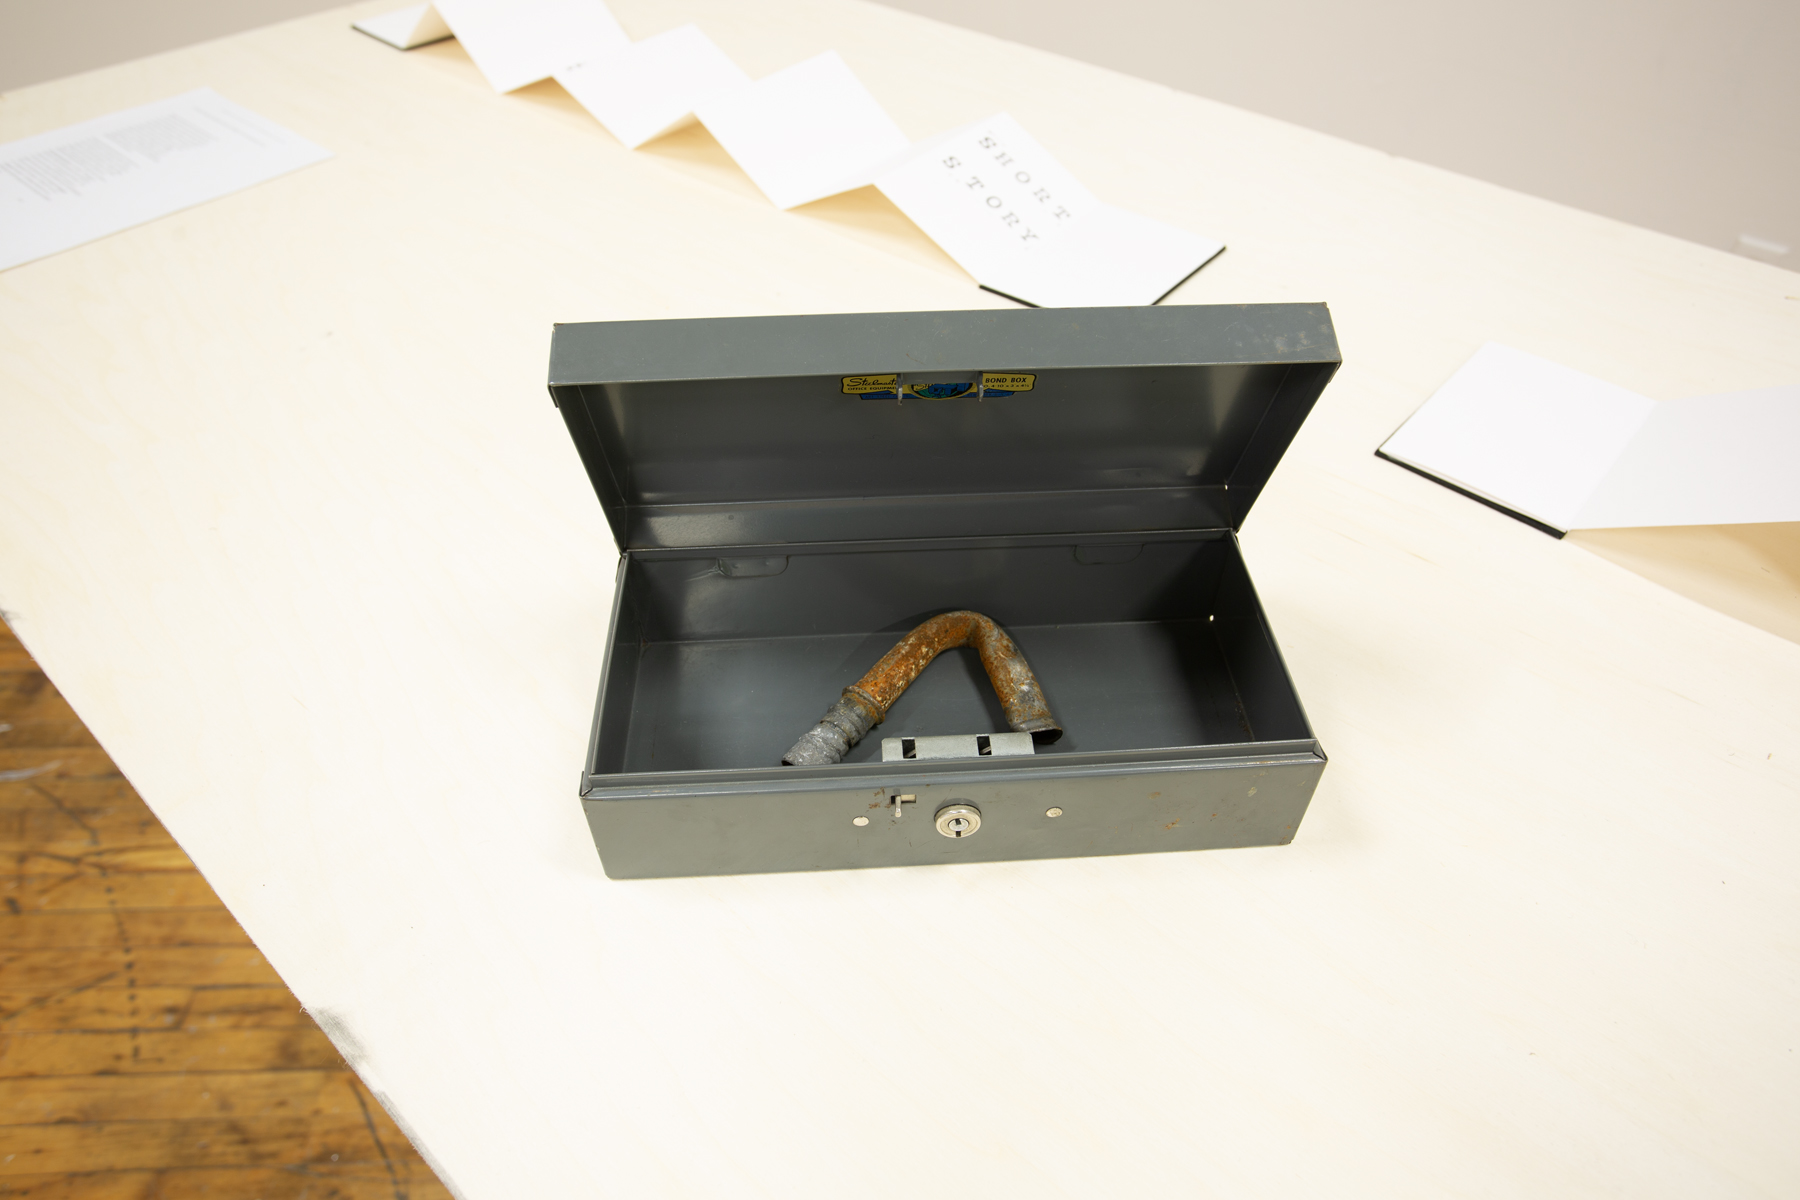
1379, 343, 1800, 532
694, 51, 910, 210
556, 25, 748, 149
342, 9, 1229, 306
352, 3, 452, 50
431, 0, 626, 93
876, 114, 1223, 307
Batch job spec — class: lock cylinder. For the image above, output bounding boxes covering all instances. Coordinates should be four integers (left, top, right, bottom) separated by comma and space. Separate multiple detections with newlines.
935, 804, 981, 838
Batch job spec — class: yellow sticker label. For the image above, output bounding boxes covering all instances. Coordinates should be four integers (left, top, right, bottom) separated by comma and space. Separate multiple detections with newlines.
841, 374, 899, 395
981, 372, 1036, 393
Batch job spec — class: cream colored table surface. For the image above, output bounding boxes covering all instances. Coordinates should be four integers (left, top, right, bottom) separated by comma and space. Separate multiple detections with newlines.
3, 3, 1798, 1196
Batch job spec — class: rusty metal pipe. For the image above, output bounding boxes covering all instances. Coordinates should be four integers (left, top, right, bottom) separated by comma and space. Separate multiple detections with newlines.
781, 611, 1062, 766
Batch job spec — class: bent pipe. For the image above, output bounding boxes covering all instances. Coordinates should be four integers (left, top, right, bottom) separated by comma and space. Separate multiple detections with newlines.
781, 610, 1063, 766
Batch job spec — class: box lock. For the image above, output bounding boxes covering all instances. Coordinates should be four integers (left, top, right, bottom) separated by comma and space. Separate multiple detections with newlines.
935, 803, 981, 838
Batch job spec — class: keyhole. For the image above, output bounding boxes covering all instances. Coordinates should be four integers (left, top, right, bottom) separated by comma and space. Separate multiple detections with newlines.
934, 803, 982, 839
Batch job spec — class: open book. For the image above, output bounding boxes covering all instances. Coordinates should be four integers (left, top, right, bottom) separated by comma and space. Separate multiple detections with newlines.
1379, 343, 1800, 534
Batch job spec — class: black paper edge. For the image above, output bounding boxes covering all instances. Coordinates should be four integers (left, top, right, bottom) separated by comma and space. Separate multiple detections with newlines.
1374, 449, 1567, 539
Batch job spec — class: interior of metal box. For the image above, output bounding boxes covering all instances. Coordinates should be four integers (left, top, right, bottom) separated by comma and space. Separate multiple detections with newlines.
590, 534, 1311, 777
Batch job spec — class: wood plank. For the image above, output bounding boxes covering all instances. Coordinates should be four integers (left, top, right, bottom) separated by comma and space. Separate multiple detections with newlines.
183, 987, 310, 1030
0, 706, 97, 751
0, 947, 283, 988
117, 910, 252, 948
0, 845, 196, 876
0, 1115, 396, 1173
0, 1026, 342, 1076
0, 806, 178, 853
0, 678, 97, 744
0, 1068, 338, 1123
0, 832, 179, 864
0, 910, 252, 950
0, 1166, 454, 1199
0, 871, 219, 912
0, 1073, 422, 1152
0, 983, 183, 1033
0, 749, 124, 780
0, 673, 80, 717
0, 671, 54, 713
0, 985, 305, 1033
0, 776, 147, 812
0, 1170, 153, 1199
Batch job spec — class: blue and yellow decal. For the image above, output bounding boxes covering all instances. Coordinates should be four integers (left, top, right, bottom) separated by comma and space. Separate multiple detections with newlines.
906, 381, 975, 400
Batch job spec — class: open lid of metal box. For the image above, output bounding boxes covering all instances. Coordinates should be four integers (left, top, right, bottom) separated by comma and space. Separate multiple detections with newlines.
548, 304, 1339, 551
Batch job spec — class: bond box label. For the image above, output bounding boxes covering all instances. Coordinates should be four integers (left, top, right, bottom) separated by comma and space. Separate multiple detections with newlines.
980, 372, 1036, 394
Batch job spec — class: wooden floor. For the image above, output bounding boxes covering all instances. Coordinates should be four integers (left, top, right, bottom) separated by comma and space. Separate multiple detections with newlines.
0, 620, 451, 1199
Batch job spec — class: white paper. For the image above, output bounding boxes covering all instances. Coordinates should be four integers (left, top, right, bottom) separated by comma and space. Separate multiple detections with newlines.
1574, 386, 1800, 527
431, 0, 627, 93
0, 89, 332, 272
694, 51, 910, 210
556, 25, 748, 150
876, 114, 1224, 307
1379, 344, 1654, 531
1379, 343, 1800, 531
353, 3, 452, 50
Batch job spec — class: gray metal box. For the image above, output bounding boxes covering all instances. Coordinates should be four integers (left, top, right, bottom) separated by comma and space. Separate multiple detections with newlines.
549, 304, 1339, 878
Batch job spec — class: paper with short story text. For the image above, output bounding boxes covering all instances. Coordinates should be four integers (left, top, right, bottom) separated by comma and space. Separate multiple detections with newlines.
0, 88, 332, 272
876, 115, 1224, 307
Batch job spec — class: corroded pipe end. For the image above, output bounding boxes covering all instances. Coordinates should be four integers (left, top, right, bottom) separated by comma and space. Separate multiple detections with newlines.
1015, 717, 1064, 745
781, 722, 851, 767
781, 692, 878, 766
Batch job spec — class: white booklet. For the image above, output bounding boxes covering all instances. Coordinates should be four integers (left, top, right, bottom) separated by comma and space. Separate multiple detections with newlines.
556, 25, 748, 149
339, 12, 1228, 307
0, 88, 331, 272
694, 51, 911, 210
429, 0, 626, 93
1379, 343, 1800, 533
876, 114, 1224, 308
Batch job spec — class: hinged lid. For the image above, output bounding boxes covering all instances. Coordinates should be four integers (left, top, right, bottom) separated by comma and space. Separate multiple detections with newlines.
549, 304, 1338, 550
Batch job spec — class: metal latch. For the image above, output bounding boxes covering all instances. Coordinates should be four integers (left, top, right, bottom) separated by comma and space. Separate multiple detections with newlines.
880, 733, 1036, 762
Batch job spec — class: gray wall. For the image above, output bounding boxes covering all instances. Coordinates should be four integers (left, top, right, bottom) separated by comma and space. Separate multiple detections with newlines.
0, 0, 344, 91
875, 0, 1798, 261
2, 0, 1793, 262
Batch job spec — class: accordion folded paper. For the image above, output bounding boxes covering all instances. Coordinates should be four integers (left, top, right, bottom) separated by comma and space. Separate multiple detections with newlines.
556, 26, 748, 150
349, 4, 1229, 307
876, 115, 1224, 308
1379, 343, 1800, 534
430, 0, 626, 93
352, 3, 451, 50
694, 52, 911, 210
